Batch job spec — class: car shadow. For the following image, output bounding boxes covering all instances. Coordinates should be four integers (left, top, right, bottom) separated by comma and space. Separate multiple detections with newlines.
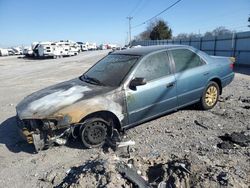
0, 116, 90, 154
0, 116, 36, 154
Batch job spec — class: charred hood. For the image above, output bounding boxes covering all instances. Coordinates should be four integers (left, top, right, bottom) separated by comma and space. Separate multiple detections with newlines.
16, 78, 115, 119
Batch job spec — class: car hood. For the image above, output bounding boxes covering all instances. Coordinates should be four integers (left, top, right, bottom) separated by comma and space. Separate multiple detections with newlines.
16, 78, 115, 119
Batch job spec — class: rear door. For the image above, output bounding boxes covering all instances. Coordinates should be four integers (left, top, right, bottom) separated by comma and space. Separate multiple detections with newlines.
125, 50, 177, 124
169, 48, 209, 107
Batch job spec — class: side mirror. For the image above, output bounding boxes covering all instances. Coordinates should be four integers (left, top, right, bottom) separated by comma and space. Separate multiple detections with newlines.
129, 77, 147, 90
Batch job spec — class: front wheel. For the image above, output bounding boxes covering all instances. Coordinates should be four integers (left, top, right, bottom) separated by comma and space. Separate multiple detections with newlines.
200, 81, 220, 110
80, 118, 109, 148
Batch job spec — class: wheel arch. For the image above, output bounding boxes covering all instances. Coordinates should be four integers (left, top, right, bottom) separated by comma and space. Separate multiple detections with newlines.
209, 77, 222, 95
79, 110, 122, 131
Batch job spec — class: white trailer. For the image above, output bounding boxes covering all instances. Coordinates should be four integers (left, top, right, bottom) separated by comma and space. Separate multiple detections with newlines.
57, 40, 80, 56
23, 47, 33, 57
37, 42, 58, 58
0, 48, 9, 56
81, 43, 88, 51
36, 40, 80, 58
88, 43, 97, 50
12, 47, 23, 55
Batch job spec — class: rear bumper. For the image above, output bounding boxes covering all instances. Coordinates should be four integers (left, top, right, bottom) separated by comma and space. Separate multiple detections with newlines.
222, 72, 234, 88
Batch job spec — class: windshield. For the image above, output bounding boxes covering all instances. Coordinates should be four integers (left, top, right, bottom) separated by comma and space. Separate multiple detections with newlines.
81, 54, 140, 87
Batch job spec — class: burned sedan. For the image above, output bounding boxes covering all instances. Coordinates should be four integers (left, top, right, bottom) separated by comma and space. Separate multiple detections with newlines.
16, 45, 235, 151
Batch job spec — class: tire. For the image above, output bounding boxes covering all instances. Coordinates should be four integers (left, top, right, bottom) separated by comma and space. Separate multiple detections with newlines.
200, 81, 220, 110
80, 118, 109, 148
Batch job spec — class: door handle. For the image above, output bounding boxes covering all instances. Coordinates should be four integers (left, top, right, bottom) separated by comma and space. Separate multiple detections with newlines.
166, 82, 175, 88
203, 72, 209, 76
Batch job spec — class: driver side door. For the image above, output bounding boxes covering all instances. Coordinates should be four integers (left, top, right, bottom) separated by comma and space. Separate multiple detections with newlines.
125, 50, 177, 125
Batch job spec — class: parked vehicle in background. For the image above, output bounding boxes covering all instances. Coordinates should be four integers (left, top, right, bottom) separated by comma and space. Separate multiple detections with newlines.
68, 41, 81, 55
0, 48, 9, 56
23, 47, 34, 57
37, 42, 59, 58
12, 47, 23, 55
81, 43, 88, 51
100, 44, 108, 50
108, 44, 117, 49
7, 49, 15, 55
16, 45, 235, 151
88, 43, 97, 50
25, 40, 81, 59
77, 42, 84, 51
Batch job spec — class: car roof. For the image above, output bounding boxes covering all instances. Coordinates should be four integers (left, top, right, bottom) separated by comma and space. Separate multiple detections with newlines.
112, 45, 187, 56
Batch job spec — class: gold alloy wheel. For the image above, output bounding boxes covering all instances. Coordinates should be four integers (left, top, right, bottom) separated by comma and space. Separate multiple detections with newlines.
205, 86, 218, 107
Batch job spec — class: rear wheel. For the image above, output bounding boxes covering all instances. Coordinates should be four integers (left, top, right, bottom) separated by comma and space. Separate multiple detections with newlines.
200, 81, 220, 110
80, 118, 109, 148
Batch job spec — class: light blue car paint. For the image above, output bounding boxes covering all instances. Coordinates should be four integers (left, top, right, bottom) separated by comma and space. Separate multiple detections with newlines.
117, 45, 234, 128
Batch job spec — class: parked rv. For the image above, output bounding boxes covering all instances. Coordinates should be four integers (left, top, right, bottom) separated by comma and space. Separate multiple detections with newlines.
23, 47, 34, 57
77, 42, 88, 52
100, 44, 108, 50
88, 43, 97, 50
12, 47, 23, 55
38, 42, 68, 58
7, 49, 15, 55
57, 40, 80, 56
0, 48, 9, 56
82, 42, 89, 51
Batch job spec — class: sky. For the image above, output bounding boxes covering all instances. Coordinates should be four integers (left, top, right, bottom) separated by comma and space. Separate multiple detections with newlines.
0, 0, 249, 47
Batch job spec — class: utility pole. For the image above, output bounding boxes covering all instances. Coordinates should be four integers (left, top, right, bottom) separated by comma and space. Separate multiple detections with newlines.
248, 16, 250, 28
126, 16, 133, 45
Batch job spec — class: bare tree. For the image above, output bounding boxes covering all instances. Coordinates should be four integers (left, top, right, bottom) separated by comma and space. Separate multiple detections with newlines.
204, 27, 233, 37
174, 33, 190, 40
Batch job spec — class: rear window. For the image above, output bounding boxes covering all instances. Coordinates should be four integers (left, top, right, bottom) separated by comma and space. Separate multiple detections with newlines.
171, 49, 204, 72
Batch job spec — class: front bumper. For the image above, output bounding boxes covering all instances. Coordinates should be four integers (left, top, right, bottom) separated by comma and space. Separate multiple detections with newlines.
16, 115, 72, 151
16, 116, 34, 144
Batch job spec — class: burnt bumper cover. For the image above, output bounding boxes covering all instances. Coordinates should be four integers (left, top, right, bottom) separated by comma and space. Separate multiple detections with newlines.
16, 115, 71, 151
16, 116, 34, 144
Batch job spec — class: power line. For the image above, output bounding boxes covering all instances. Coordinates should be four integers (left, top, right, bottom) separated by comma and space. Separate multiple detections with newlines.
133, 0, 151, 17
128, 0, 143, 17
132, 0, 183, 29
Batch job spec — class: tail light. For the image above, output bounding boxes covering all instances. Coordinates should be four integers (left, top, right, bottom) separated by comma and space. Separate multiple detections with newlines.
230, 63, 234, 69
229, 57, 235, 70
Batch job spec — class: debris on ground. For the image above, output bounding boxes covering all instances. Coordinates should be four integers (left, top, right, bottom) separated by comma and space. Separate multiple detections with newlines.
217, 132, 250, 149
117, 140, 136, 148
219, 95, 233, 102
242, 105, 250, 109
55, 157, 128, 188
38, 147, 194, 188
103, 129, 122, 151
194, 120, 209, 130
116, 161, 151, 188
239, 96, 250, 103
147, 158, 191, 188
217, 171, 229, 186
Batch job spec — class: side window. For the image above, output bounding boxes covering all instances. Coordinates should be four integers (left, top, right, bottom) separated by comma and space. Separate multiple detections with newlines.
171, 49, 204, 73
134, 51, 171, 81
